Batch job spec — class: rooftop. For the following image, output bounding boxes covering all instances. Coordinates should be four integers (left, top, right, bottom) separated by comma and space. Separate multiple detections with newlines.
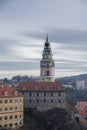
0, 87, 23, 97
18, 82, 65, 91
76, 102, 87, 116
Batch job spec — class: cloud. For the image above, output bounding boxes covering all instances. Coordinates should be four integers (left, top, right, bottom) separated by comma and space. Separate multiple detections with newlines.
0, 0, 87, 78
0, 61, 39, 71
0, 37, 43, 61
21, 27, 87, 44
0, 38, 21, 58
21, 28, 87, 62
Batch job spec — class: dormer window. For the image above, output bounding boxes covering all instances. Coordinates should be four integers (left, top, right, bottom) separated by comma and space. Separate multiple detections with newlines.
14, 91, 17, 96
4, 91, 8, 96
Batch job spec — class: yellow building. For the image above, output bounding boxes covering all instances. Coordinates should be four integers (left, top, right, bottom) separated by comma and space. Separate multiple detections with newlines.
0, 87, 23, 129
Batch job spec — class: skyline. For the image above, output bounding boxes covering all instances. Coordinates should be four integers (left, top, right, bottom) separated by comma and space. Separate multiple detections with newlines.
0, 0, 87, 79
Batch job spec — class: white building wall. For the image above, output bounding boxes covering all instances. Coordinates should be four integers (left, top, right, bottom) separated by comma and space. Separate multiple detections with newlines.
63, 84, 73, 88
76, 80, 85, 90
23, 91, 65, 111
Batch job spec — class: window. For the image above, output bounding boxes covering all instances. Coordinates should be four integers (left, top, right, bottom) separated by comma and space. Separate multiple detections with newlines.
9, 116, 12, 119
51, 93, 53, 96
29, 93, 31, 96
29, 99, 32, 103
0, 117, 2, 120
47, 71, 49, 76
15, 99, 18, 103
37, 93, 39, 96
37, 99, 39, 103
4, 91, 8, 96
20, 106, 22, 110
9, 107, 13, 111
4, 116, 8, 120
14, 91, 17, 96
58, 99, 61, 103
0, 108, 2, 112
4, 100, 8, 103
15, 115, 18, 119
59, 92, 61, 96
51, 99, 53, 103
9, 124, 12, 127
44, 99, 46, 103
44, 93, 46, 96
4, 108, 8, 111
0, 100, 2, 104
4, 124, 7, 127
20, 99, 22, 102
20, 122, 22, 125
15, 123, 18, 126
15, 107, 18, 110
9, 99, 13, 103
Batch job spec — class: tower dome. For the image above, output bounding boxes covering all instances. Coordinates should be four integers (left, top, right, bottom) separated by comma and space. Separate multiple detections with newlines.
45, 34, 50, 47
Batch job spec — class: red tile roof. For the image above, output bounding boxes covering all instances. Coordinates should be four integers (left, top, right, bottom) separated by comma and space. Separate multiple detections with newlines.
76, 102, 87, 116
18, 82, 65, 91
0, 87, 23, 98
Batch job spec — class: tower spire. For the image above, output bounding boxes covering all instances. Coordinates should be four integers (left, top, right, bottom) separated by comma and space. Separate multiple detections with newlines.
46, 33, 48, 42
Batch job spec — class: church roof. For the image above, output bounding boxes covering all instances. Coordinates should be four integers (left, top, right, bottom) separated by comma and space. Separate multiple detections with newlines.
18, 82, 65, 92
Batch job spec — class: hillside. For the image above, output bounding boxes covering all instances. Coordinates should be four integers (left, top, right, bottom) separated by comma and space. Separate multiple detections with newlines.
56, 74, 87, 84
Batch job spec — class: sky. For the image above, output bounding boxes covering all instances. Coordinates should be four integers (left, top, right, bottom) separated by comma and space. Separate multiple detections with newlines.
0, 0, 87, 79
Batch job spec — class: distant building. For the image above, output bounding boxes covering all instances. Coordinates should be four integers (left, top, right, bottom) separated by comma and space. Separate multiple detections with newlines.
84, 80, 87, 89
18, 35, 66, 111
75, 80, 85, 90
75, 102, 87, 118
63, 84, 73, 89
0, 87, 23, 129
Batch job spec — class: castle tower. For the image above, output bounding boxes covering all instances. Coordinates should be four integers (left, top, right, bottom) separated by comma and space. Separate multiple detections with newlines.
40, 34, 55, 82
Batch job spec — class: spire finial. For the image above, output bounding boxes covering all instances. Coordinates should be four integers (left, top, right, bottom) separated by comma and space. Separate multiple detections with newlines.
46, 33, 48, 42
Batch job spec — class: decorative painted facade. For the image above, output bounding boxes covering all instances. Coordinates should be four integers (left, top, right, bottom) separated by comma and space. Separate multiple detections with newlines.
0, 87, 23, 129
40, 35, 55, 82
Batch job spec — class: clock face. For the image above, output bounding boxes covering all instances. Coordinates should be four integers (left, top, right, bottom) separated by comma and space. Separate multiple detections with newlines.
41, 62, 54, 67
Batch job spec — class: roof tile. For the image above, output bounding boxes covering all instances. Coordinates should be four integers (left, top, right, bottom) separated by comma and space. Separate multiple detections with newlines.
18, 82, 65, 91
0, 87, 23, 97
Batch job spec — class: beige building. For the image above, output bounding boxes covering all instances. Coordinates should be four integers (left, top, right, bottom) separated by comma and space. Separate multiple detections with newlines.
0, 87, 23, 129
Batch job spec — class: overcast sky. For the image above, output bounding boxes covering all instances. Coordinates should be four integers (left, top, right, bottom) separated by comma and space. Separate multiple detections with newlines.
0, 0, 87, 79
